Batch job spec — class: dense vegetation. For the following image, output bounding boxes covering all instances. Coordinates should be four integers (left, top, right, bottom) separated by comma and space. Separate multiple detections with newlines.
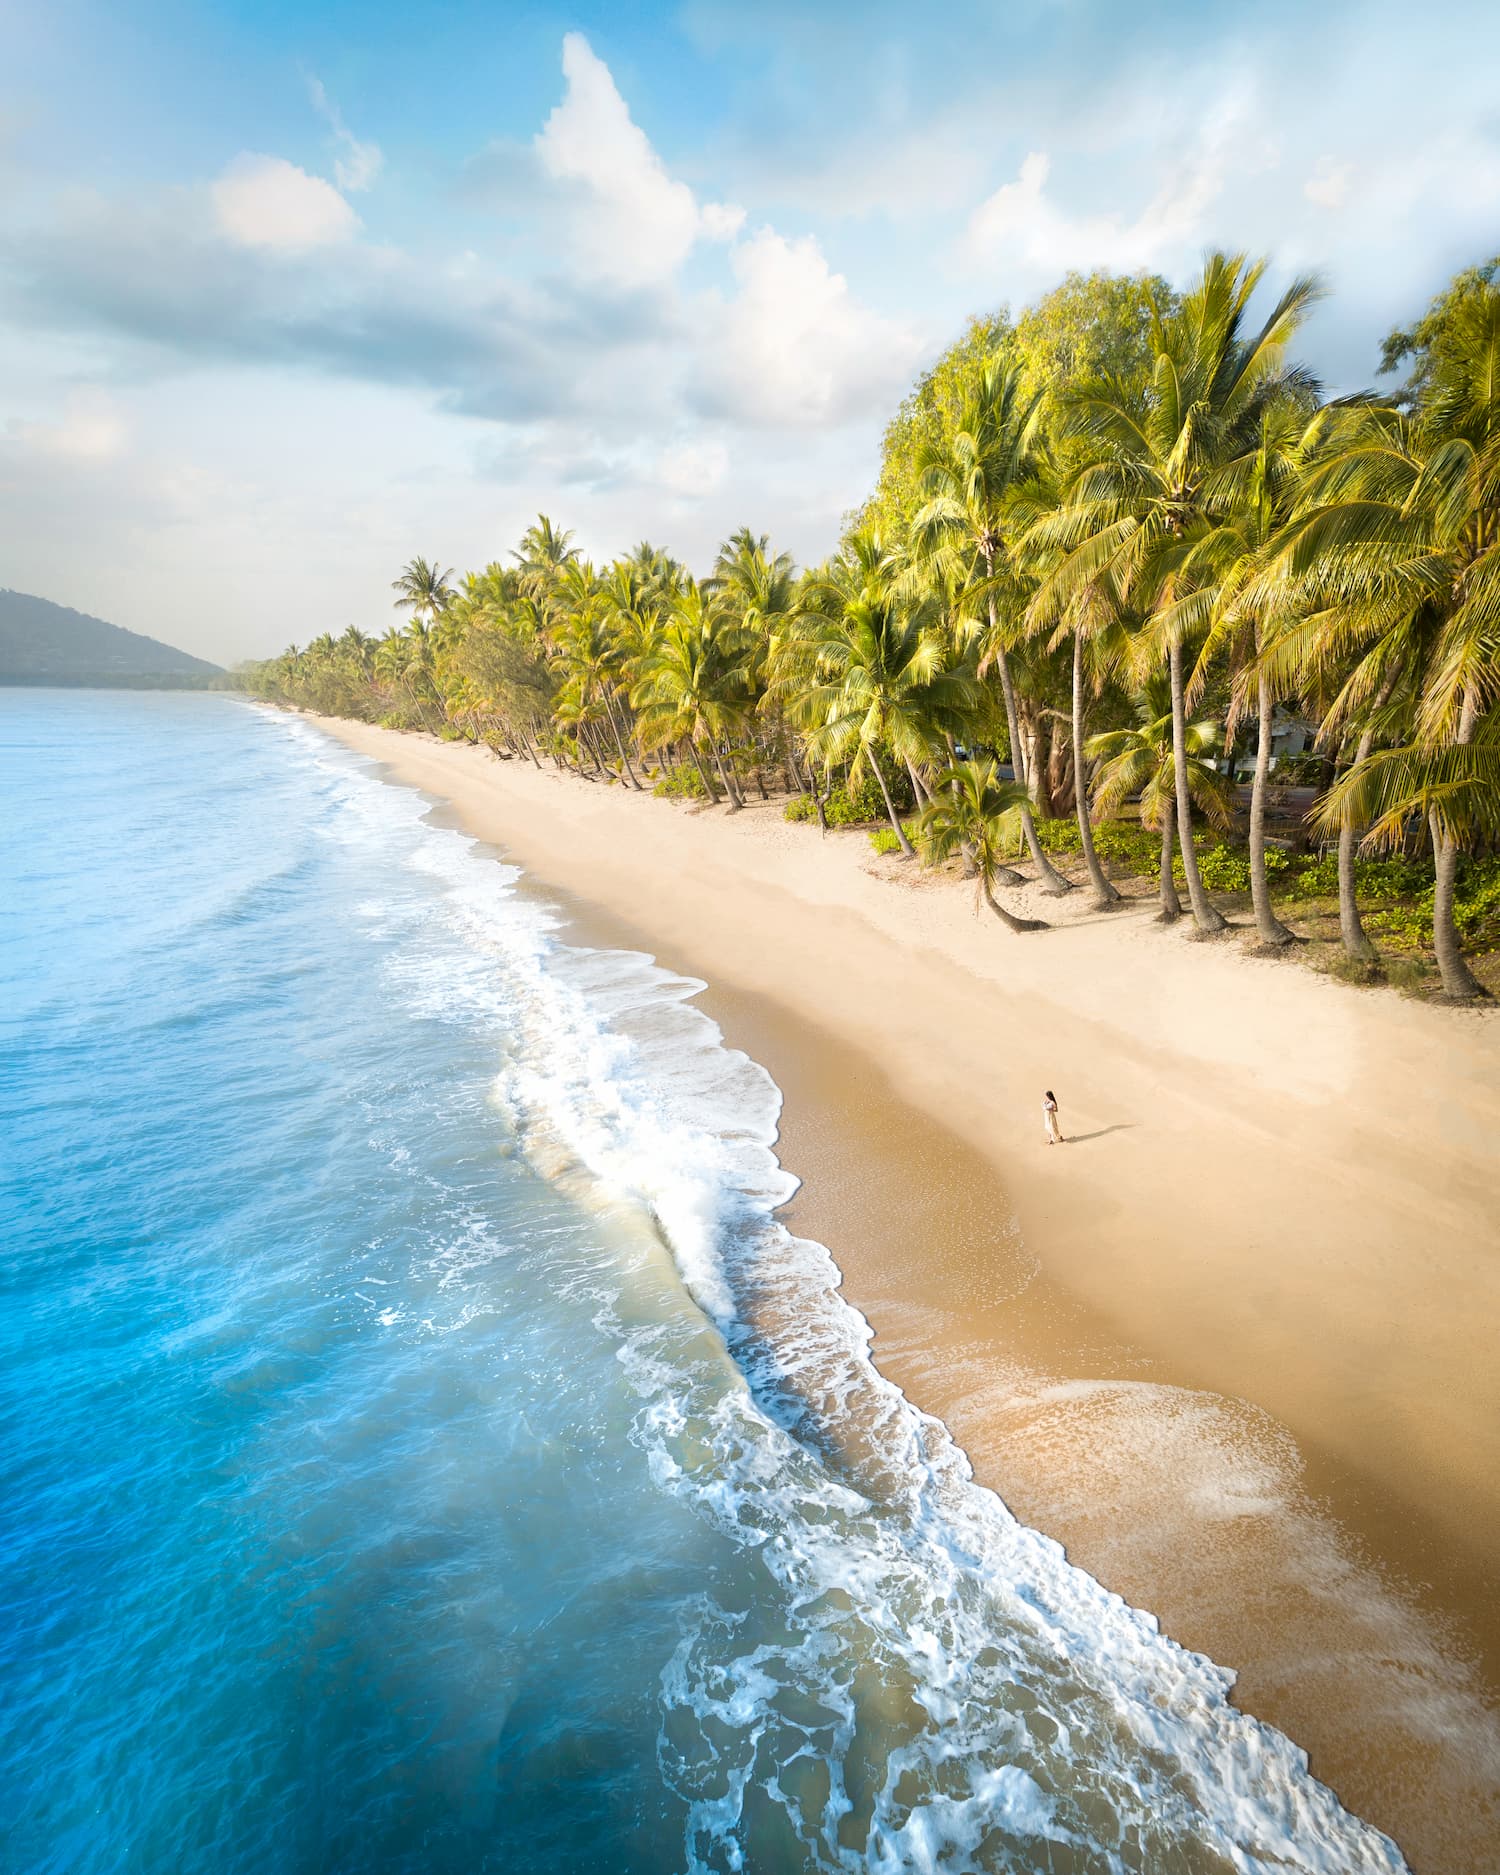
243, 254, 1500, 1001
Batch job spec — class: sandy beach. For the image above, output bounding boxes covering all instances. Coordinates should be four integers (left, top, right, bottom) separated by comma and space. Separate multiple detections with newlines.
311, 715, 1499, 1873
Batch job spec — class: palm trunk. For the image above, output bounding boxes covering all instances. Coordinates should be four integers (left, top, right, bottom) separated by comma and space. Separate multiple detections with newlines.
988, 599, 1072, 894
1249, 667, 1293, 946
1157, 794, 1182, 922
1431, 824, 1483, 1000
981, 873, 1047, 933
866, 746, 916, 858
603, 694, 643, 790
1338, 723, 1379, 963
1072, 630, 1119, 909
906, 759, 933, 808
1430, 690, 1485, 1000
1170, 637, 1226, 934
712, 741, 742, 810
688, 740, 721, 803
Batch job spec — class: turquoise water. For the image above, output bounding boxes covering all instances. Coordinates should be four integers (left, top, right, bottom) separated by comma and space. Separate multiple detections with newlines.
0, 691, 1409, 1874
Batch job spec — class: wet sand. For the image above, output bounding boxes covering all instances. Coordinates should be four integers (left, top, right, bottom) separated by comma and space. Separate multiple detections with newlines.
307, 718, 1500, 1872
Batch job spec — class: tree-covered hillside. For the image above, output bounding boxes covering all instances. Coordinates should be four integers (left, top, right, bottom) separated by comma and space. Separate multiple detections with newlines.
0, 590, 220, 685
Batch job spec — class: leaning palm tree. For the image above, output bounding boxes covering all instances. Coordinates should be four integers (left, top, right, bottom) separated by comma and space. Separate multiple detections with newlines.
1035, 252, 1323, 936
791, 566, 979, 857
1089, 680, 1236, 922
391, 556, 456, 622
916, 759, 1048, 932
912, 349, 1074, 893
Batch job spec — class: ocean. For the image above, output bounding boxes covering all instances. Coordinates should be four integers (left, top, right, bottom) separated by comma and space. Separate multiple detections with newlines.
0, 688, 1409, 1874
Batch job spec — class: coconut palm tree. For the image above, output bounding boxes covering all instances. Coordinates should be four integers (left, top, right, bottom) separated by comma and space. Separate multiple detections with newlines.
912, 350, 1074, 893
915, 759, 1048, 931
1089, 680, 1236, 921
391, 556, 456, 622
1192, 394, 1329, 948
791, 541, 980, 857
630, 583, 752, 805
1035, 252, 1323, 935
1284, 294, 1500, 997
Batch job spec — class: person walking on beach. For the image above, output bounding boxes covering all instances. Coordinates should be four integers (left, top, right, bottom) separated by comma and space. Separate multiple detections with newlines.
1042, 1090, 1063, 1146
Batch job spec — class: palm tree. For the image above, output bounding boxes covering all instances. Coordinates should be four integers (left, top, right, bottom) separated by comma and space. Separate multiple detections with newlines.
391, 556, 455, 622
792, 540, 980, 856
552, 589, 643, 789
915, 759, 1048, 931
1037, 252, 1323, 935
1089, 681, 1235, 921
1286, 290, 1500, 997
912, 350, 1074, 893
1196, 394, 1327, 948
631, 584, 752, 805
514, 515, 580, 608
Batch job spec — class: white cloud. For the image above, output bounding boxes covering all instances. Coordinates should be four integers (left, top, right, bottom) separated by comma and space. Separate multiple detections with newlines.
307, 78, 383, 193
961, 84, 1260, 277
696, 226, 923, 428
655, 437, 729, 496
212, 154, 358, 251
1305, 158, 1353, 210
17, 387, 128, 461
536, 31, 744, 286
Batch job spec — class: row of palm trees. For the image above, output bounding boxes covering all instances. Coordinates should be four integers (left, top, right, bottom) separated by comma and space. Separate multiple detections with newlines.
245, 252, 1500, 1001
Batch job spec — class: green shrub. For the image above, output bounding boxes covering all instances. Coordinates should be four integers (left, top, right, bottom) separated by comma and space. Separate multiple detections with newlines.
1455, 858, 1500, 946
783, 791, 818, 822
1035, 816, 1083, 854
653, 763, 709, 801
1196, 843, 1253, 892
824, 774, 894, 826
1092, 821, 1161, 870
867, 821, 919, 856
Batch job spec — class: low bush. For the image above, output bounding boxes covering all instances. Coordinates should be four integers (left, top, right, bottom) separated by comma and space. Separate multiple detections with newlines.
653, 763, 709, 801
1091, 821, 1161, 870
867, 821, 919, 856
1035, 816, 1083, 854
1195, 843, 1253, 893
783, 773, 900, 827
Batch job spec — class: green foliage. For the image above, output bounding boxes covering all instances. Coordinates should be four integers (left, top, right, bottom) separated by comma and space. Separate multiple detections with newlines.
1379, 252, 1500, 398
1090, 822, 1161, 870
824, 774, 896, 826
653, 763, 709, 801
1195, 844, 1253, 892
784, 773, 913, 828
1283, 852, 1433, 901
868, 821, 919, 856
1034, 816, 1083, 854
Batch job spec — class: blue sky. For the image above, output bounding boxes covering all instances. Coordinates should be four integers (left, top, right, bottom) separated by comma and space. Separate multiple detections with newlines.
3, 0, 1498, 662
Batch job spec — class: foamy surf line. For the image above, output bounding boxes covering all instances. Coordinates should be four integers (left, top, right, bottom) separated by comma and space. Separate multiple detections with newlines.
287, 714, 1410, 1874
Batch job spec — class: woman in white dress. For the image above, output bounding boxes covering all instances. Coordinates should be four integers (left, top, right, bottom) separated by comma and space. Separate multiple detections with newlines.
1042, 1089, 1062, 1145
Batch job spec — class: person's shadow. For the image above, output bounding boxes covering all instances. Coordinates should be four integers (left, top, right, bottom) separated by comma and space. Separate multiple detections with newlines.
1065, 1123, 1137, 1144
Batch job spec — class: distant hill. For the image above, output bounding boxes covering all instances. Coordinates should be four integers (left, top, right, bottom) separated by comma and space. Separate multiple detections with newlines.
0, 589, 222, 686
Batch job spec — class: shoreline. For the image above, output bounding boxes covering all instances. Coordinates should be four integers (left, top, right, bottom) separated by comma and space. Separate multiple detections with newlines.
303, 713, 1500, 1872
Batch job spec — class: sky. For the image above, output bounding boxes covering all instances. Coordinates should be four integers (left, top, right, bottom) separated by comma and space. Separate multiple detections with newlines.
2, 0, 1498, 664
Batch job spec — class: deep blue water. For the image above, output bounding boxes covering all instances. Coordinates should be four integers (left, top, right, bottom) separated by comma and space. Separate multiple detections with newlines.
0, 691, 1408, 1874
